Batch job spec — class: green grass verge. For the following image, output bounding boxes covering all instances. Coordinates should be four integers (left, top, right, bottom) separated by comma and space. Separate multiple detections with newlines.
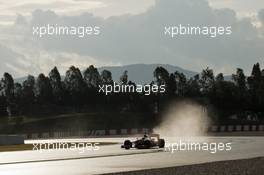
2, 112, 153, 134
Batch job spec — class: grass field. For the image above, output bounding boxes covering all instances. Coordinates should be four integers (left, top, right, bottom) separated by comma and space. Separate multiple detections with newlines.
1, 112, 154, 134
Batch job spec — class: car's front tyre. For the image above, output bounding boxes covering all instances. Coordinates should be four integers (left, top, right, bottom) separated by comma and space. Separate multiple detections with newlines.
124, 140, 132, 149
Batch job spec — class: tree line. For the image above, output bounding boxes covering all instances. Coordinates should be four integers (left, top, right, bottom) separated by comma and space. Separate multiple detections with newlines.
0, 63, 264, 123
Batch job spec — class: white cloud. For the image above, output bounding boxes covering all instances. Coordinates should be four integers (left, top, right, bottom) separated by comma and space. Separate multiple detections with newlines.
0, 44, 29, 77
0, 0, 264, 78
0, 0, 154, 26
208, 0, 264, 18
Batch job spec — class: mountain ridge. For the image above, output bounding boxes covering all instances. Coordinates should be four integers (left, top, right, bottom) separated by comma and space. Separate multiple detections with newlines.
15, 64, 230, 84
97, 63, 197, 84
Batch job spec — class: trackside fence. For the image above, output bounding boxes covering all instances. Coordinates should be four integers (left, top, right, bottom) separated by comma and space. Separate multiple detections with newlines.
21, 125, 264, 140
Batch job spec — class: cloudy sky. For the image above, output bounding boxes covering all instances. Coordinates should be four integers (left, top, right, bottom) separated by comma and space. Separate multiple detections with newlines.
0, 0, 264, 78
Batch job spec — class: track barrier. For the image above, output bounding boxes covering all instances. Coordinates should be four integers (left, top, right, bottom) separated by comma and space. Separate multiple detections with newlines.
21, 125, 264, 139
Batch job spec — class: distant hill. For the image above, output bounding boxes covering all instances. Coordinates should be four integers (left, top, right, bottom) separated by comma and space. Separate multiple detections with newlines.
14, 64, 198, 84
98, 64, 198, 84
15, 64, 233, 84
15, 77, 27, 84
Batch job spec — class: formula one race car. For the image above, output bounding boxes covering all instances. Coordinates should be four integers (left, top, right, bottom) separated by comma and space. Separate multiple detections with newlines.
121, 134, 165, 149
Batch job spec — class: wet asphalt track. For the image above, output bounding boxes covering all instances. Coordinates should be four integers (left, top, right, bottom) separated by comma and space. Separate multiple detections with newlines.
0, 137, 264, 175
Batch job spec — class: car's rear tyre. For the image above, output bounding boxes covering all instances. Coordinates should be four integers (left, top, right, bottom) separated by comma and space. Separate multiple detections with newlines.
124, 140, 132, 149
158, 139, 165, 148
